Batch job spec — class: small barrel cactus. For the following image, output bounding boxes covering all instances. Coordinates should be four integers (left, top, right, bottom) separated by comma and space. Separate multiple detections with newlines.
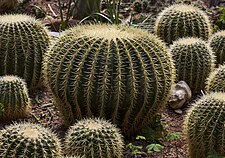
0, 122, 62, 157
183, 92, 225, 158
0, 14, 50, 90
64, 118, 124, 158
169, 37, 215, 94
205, 64, 225, 92
44, 24, 174, 137
0, 75, 30, 121
209, 31, 225, 65
154, 4, 212, 44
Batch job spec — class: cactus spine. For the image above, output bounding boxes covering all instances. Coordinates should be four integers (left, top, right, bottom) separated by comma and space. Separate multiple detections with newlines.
205, 64, 225, 92
154, 4, 212, 44
0, 122, 62, 157
169, 37, 215, 94
64, 118, 124, 158
0, 75, 30, 121
44, 24, 174, 137
183, 92, 225, 158
209, 31, 225, 65
0, 14, 50, 90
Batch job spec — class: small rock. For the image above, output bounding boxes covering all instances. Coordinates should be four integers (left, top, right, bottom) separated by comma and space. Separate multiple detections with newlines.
174, 109, 183, 114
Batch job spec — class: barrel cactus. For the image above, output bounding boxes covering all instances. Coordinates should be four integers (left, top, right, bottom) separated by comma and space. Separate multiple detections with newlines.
183, 92, 225, 158
169, 37, 215, 94
0, 75, 30, 121
44, 24, 174, 137
64, 118, 124, 158
0, 122, 62, 157
209, 31, 225, 65
154, 4, 212, 44
205, 64, 225, 92
0, 14, 50, 90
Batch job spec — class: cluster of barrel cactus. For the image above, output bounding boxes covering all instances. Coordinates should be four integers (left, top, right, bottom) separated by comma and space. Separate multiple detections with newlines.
1, 1, 225, 158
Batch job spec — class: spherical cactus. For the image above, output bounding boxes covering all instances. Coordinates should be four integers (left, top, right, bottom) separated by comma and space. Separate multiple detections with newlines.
44, 24, 174, 137
0, 14, 50, 90
154, 4, 212, 44
0, 75, 30, 121
169, 37, 215, 94
209, 31, 225, 65
183, 92, 225, 158
205, 64, 225, 92
0, 122, 62, 157
64, 118, 124, 158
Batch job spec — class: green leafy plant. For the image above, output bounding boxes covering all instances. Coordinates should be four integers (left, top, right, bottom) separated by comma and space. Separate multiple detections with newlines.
57, 0, 76, 31
213, 6, 225, 31
80, 0, 121, 24
0, 103, 4, 113
126, 143, 143, 156
146, 144, 164, 154
165, 132, 182, 141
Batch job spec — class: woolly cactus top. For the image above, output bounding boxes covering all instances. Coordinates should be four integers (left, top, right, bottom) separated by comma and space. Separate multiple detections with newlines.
0, 75, 24, 82
173, 4, 197, 12
60, 24, 159, 41
0, 14, 36, 24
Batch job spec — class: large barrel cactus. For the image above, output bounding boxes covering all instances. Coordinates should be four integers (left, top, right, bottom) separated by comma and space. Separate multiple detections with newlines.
44, 24, 174, 137
205, 64, 225, 92
183, 92, 225, 158
0, 75, 30, 121
65, 118, 124, 158
169, 37, 215, 94
154, 4, 212, 44
0, 122, 62, 157
209, 31, 225, 65
0, 14, 50, 90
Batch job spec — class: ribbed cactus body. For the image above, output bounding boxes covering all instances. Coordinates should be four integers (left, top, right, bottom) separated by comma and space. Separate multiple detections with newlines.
183, 93, 225, 158
0, 14, 50, 89
45, 24, 174, 137
0, 122, 62, 158
205, 64, 225, 92
209, 31, 225, 65
169, 37, 215, 94
0, 75, 30, 121
154, 4, 212, 44
64, 118, 124, 158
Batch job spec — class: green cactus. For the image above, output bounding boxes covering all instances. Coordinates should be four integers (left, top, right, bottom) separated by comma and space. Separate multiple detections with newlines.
169, 37, 215, 94
0, 122, 62, 158
0, 14, 50, 90
183, 92, 225, 158
44, 24, 174, 137
0, 75, 30, 121
209, 31, 225, 65
205, 64, 225, 92
64, 118, 124, 158
154, 4, 212, 44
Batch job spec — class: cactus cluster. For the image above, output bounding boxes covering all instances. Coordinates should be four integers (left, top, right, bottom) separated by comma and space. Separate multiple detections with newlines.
169, 37, 215, 94
0, 75, 30, 121
0, 14, 50, 90
44, 24, 174, 137
0, 122, 62, 157
154, 4, 212, 44
209, 31, 225, 65
64, 118, 124, 158
205, 64, 225, 92
183, 92, 225, 158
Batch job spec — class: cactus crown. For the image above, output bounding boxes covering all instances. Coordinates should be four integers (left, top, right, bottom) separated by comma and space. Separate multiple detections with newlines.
0, 75, 30, 121
0, 122, 62, 157
0, 14, 50, 90
154, 4, 212, 44
209, 31, 225, 65
65, 118, 124, 158
170, 37, 215, 94
0, 14, 35, 23
45, 24, 174, 137
205, 64, 225, 92
183, 92, 225, 158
